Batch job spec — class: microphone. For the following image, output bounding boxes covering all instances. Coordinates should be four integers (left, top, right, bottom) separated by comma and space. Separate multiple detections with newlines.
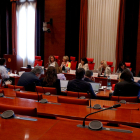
34, 82, 48, 103
42, 86, 51, 95
34, 82, 39, 102
83, 104, 121, 127
87, 91, 91, 108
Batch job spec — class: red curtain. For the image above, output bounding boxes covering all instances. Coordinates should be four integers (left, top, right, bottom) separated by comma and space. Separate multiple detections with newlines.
79, 0, 88, 62
11, 0, 18, 55
115, 0, 126, 70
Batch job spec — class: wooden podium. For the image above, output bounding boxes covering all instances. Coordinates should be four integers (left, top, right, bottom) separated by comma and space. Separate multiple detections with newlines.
4, 54, 23, 72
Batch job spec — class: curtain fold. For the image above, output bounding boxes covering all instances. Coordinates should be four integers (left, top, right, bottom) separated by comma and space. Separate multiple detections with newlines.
87, 0, 120, 70
17, 2, 36, 66
11, 1, 18, 55
79, 0, 88, 62
115, 0, 126, 70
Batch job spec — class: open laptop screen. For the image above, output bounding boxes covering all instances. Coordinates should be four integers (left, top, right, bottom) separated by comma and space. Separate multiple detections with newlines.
89, 82, 100, 92
60, 80, 69, 88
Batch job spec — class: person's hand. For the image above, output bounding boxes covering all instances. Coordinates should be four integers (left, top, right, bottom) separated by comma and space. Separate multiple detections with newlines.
110, 89, 113, 93
99, 65, 103, 69
8, 72, 10, 75
62, 62, 65, 65
91, 77, 95, 81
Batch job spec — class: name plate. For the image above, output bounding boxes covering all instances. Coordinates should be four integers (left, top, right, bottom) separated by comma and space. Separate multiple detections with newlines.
92, 73, 98, 77
109, 75, 118, 80
70, 70, 76, 74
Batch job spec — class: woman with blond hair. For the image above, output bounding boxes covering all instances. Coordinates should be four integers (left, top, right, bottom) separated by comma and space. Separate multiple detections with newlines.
61, 56, 71, 68
48, 55, 58, 68
98, 60, 111, 75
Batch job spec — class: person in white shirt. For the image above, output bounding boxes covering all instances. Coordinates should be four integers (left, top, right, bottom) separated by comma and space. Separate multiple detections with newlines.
78, 58, 89, 71
0, 58, 9, 80
48, 55, 58, 68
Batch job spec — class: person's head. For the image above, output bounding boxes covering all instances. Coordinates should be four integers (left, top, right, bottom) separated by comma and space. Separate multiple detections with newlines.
100, 60, 107, 68
56, 67, 62, 74
120, 69, 133, 82
85, 70, 93, 79
118, 61, 126, 71
76, 68, 85, 80
81, 58, 88, 65
49, 55, 55, 63
63, 56, 69, 62
31, 66, 43, 78
44, 66, 57, 86
0, 58, 6, 66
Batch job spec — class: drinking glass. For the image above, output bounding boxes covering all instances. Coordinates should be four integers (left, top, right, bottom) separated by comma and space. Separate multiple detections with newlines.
14, 70, 17, 76
103, 86, 107, 93
99, 81, 102, 88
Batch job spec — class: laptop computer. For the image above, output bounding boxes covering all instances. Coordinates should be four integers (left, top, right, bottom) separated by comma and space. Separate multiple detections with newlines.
60, 80, 69, 91
89, 82, 100, 94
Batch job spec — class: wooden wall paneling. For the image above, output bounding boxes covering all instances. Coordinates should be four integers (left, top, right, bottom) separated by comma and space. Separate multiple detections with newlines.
44, 0, 66, 66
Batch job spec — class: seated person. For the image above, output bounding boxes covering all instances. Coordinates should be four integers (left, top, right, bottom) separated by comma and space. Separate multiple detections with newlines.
111, 69, 140, 97
78, 58, 89, 71
116, 61, 127, 74
98, 60, 111, 75
61, 56, 71, 69
56, 67, 66, 80
48, 55, 58, 68
17, 66, 43, 91
67, 68, 96, 98
0, 58, 9, 81
84, 70, 94, 82
41, 66, 61, 95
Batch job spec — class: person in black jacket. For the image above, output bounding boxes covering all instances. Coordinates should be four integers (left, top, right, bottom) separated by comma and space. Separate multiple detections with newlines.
112, 69, 140, 97
84, 70, 94, 83
17, 66, 43, 91
41, 66, 61, 95
67, 68, 96, 98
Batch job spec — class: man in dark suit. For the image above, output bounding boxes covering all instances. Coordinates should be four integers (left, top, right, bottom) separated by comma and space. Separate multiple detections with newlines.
84, 70, 94, 82
112, 69, 140, 97
67, 68, 96, 98
17, 66, 43, 91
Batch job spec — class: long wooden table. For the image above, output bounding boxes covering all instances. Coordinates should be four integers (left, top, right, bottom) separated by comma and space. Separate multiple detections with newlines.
0, 116, 139, 140
39, 120, 140, 140
0, 92, 140, 127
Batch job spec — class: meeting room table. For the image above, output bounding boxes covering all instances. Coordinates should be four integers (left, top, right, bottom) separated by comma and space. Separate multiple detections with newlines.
0, 88, 140, 127
0, 115, 139, 140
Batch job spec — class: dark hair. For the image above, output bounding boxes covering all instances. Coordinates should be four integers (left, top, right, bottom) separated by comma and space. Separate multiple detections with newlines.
118, 61, 126, 72
81, 58, 88, 65
0, 58, 6, 65
49, 55, 56, 63
43, 66, 57, 86
76, 68, 85, 79
120, 69, 134, 82
85, 70, 93, 78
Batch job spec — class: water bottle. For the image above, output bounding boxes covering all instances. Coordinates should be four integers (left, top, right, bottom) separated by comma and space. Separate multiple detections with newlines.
107, 76, 111, 89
